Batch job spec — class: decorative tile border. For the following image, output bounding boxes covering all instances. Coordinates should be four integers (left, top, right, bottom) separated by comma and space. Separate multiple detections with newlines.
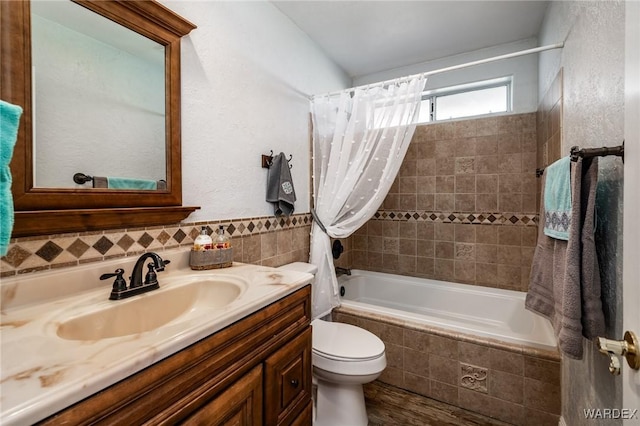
460, 363, 488, 393
372, 210, 538, 226
1, 213, 312, 277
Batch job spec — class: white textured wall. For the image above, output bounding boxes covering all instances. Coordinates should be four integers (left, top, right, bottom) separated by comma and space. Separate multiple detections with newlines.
538, 2, 625, 424
161, 0, 350, 222
354, 38, 541, 114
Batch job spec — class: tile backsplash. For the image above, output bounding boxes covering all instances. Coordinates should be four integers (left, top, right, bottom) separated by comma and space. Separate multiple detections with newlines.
344, 113, 538, 292
1, 213, 312, 277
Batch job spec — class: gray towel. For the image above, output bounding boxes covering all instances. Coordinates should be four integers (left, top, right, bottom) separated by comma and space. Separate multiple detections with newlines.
526, 157, 605, 359
266, 152, 296, 216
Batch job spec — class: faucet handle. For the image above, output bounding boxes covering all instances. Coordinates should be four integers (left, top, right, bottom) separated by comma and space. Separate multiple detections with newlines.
100, 268, 128, 292
145, 263, 158, 285
144, 259, 171, 284
158, 259, 170, 271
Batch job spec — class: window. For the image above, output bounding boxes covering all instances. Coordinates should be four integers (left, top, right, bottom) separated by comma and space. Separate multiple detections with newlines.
418, 76, 512, 123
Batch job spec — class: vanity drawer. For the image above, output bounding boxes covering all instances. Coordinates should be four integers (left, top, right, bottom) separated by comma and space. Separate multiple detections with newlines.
182, 365, 263, 426
264, 327, 312, 426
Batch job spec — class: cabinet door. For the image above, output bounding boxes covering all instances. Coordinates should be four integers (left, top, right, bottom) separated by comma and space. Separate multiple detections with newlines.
264, 327, 312, 426
289, 401, 312, 426
182, 365, 263, 426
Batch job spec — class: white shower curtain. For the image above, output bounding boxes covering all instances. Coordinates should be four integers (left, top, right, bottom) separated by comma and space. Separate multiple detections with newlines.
309, 76, 426, 319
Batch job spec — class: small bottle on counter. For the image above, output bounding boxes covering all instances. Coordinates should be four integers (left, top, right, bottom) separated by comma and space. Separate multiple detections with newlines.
214, 225, 230, 249
193, 226, 212, 251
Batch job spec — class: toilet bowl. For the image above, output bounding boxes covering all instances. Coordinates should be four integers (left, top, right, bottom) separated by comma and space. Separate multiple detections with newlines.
277, 262, 386, 426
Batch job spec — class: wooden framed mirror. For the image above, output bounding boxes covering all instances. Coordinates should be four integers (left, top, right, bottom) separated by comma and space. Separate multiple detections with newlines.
1, 0, 199, 237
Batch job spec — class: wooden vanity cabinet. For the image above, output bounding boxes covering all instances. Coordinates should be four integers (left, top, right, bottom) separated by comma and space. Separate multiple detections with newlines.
38, 285, 312, 426
264, 327, 312, 426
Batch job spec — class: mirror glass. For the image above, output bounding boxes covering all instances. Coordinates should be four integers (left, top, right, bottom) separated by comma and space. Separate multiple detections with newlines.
30, 0, 166, 190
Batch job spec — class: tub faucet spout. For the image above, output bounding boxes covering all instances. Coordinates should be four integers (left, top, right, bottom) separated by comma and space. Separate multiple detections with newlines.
335, 267, 351, 276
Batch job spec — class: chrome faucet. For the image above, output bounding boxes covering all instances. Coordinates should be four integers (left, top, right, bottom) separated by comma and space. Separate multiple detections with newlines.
335, 266, 351, 276
100, 252, 170, 300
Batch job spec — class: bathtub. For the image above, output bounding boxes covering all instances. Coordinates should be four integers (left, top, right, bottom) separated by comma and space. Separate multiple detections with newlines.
335, 269, 561, 424
337, 269, 557, 352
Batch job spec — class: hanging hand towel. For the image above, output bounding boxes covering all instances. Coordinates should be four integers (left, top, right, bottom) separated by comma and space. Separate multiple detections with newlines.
105, 177, 158, 190
526, 157, 604, 359
107, 176, 158, 190
0, 100, 23, 256
92, 177, 165, 190
543, 156, 571, 240
266, 152, 296, 216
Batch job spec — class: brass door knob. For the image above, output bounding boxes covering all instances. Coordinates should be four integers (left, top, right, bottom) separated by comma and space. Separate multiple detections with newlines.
597, 331, 640, 375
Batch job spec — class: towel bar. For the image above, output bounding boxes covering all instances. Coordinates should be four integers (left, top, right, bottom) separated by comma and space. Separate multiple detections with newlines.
570, 141, 624, 162
536, 141, 624, 178
73, 173, 93, 184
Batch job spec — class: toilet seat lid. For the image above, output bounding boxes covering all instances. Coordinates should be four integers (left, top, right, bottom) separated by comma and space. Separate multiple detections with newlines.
312, 319, 385, 361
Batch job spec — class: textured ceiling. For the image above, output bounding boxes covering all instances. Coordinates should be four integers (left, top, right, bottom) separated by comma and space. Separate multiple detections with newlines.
272, 1, 549, 78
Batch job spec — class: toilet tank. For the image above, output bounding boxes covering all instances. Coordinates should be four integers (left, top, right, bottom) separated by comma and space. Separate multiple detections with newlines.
277, 262, 318, 276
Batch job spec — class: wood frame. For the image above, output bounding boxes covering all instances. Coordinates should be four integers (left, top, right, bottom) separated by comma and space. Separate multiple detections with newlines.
0, 0, 199, 237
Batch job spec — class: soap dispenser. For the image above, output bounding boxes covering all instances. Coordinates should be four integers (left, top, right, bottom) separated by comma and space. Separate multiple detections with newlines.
215, 225, 230, 249
193, 226, 212, 251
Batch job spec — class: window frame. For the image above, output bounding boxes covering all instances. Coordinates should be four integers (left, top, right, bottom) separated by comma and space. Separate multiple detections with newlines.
420, 76, 513, 123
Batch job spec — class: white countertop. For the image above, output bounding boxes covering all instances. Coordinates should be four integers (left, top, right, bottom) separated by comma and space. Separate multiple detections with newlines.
0, 249, 313, 425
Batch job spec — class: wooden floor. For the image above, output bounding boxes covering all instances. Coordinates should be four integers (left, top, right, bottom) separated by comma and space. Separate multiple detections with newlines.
365, 381, 512, 426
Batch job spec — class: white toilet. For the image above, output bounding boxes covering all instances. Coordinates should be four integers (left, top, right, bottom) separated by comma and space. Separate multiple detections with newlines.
277, 262, 386, 426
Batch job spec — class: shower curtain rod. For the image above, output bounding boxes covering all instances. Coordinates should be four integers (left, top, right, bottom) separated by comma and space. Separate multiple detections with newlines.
311, 42, 564, 99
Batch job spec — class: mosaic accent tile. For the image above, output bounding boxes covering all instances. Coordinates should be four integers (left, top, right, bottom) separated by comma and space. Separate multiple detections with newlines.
137, 232, 153, 249
455, 243, 475, 261
460, 364, 488, 393
173, 229, 187, 243
237, 223, 246, 234
67, 238, 91, 258
188, 227, 201, 240
117, 235, 135, 251
35, 241, 64, 262
156, 231, 171, 245
93, 236, 114, 255
372, 210, 538, 226
2, 245, 32, 268
1, 213, 313, 276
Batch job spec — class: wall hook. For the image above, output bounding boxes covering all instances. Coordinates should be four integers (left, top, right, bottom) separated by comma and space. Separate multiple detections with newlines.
261, 150, 274, 168
261, 151, 293, 169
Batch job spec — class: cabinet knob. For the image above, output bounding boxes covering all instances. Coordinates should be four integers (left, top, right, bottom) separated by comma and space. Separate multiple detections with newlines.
290, 379, 299, 388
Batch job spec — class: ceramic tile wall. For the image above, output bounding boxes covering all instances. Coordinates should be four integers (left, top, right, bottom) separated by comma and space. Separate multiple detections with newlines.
348, 113, 538, 292
536, 70, 563, 203
0, 214, 312, 277
335, 310, 561, 426
537, 70, 563, 171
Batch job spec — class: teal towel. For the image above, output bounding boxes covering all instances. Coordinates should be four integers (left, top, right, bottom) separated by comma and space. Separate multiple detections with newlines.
0, 100, 23, 256
544, 156, 571, 240
107, 177, 158, 190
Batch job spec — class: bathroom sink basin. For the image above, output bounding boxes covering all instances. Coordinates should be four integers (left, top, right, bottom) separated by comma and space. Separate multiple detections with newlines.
55, 275, 247, 341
